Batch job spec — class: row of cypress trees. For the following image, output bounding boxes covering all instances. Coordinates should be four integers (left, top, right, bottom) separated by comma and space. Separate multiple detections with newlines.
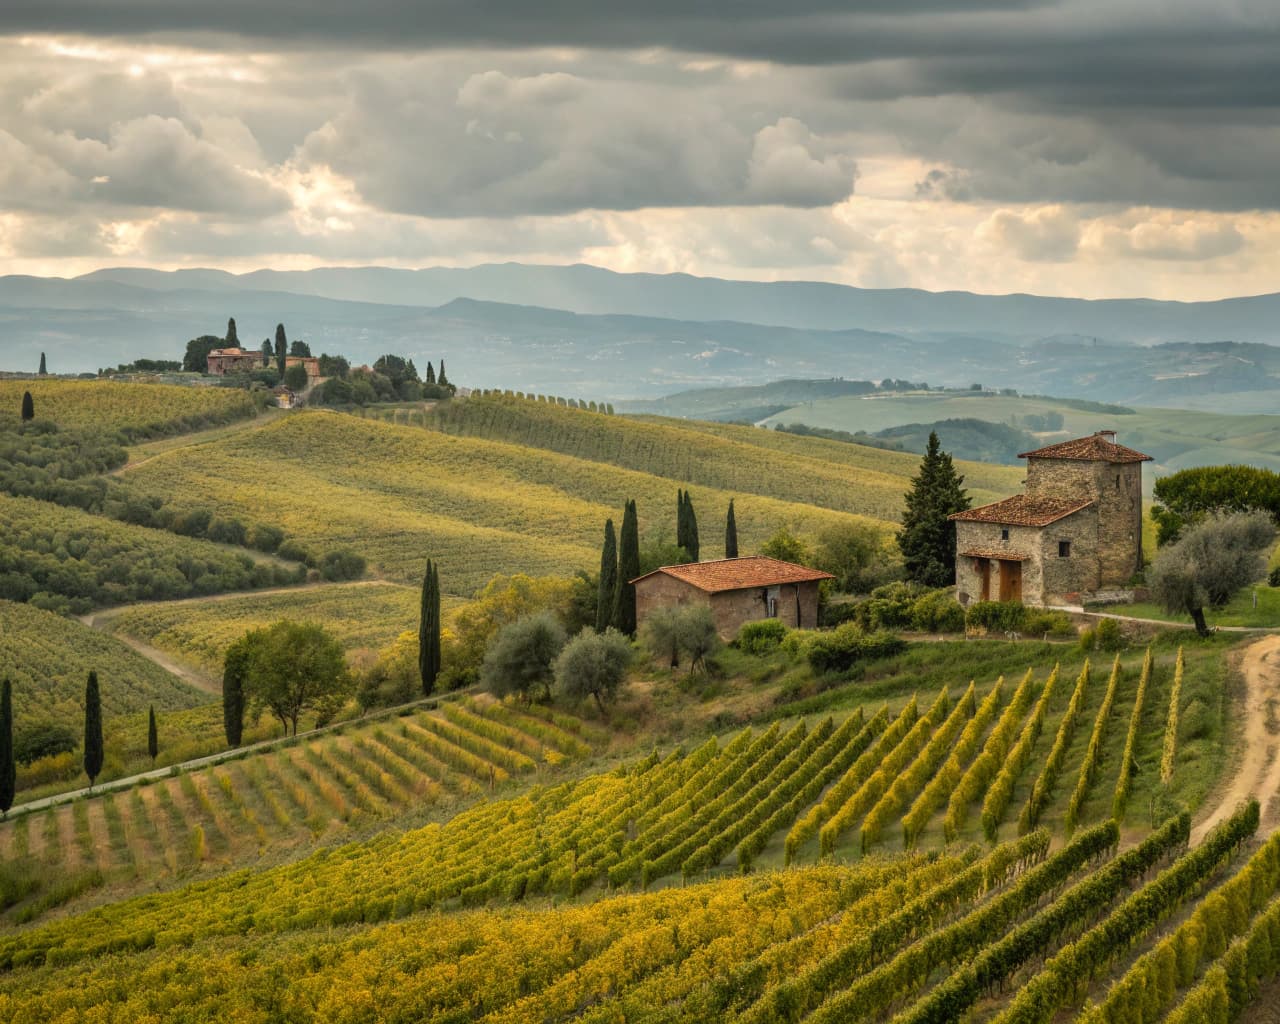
0, 672, 161, 820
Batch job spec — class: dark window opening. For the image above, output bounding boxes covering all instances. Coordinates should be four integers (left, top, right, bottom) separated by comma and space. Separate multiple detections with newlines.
1115, 474, 1121, 489
1059, 541, 1071, 558
1000, 528, 1009, 541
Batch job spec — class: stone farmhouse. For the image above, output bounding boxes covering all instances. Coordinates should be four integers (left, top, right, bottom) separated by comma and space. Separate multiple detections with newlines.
949, 430, 1152, 608
632, 556, 834, 640
206, 347, 265, 375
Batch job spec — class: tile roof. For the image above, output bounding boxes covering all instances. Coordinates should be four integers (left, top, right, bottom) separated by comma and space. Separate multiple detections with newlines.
950, 494, 1095, 527
1018, 432, 1153, 463
960, 548, 1030, 561
631, 556, 834, 593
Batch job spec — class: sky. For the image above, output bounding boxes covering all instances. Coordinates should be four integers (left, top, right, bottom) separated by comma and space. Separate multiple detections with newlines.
1, 1, 1277, 300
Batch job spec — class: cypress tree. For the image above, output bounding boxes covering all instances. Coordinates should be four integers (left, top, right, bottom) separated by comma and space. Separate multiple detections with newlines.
222, 636, 247, 747
20, 391, 34, 421
0, 678, 13, 820
596, 519, 617, 633
419, 560, 441, 695
147, 705, 158, 765
685, 492, 700, 561
260, 339, 272, 365
274, 323, 288, 376
38, 352, 47, 376
84, 670, 103, 789
425, 361, 436, 384
726, 499, 739, 558
612, 500, 640, 636
437, 361, 449, 387
897, 430, 971, 587
676, 489, 687, 552
226, 317, 238, 346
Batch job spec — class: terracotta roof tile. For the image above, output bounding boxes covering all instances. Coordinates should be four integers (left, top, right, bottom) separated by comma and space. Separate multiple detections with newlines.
1018, 432, 1153, 463
950, 494, 1094, 527
631, 556, 834, 593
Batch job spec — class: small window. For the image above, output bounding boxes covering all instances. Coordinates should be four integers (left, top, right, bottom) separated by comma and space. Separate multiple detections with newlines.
1115, 474, 1121, 489
1059, 541, 1071, 558
1000, 528, 1009, 541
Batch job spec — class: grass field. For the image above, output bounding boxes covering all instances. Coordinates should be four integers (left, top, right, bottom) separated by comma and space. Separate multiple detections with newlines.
755, 391, 1280, 477
1091, 584, 1280, 629
0, 379, 260, 439
118, 411, 912, 595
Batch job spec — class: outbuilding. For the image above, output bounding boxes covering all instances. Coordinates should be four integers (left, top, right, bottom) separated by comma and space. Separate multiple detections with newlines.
632, 556, 834, 641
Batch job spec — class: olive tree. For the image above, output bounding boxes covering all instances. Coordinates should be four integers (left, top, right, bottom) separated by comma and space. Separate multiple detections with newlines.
1148, 512, 1274, 636
555, 628, 632, 712
480, 611, 567, 702
239, 621, 352, 735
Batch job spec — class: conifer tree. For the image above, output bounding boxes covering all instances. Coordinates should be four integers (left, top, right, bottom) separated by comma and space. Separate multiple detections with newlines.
0, 678, 13, 820
437, 361, 449, 387
897, 431, 970, 587
425, 361, 436, 384
685, 491, 700, 561
222, 636, 248, 747
20, 391, 34, 421
725, 499, 739, 559
274, 323, 288, 376
38, 352, 47, 376
226, 317, 238, 346
596, 519, 617, 633
612, 500, 640, 636
676, 489, 688, 552
147, 705, 158, 766
260, 339, 273, 365
419, 560, 442, 695
84, 670, 103, 789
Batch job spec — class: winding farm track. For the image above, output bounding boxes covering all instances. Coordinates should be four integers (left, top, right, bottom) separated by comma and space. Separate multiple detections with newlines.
1193, 633, 1280, 843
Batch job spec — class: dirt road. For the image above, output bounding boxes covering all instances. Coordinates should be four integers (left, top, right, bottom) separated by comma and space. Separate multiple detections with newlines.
1193, 634, 1280, 843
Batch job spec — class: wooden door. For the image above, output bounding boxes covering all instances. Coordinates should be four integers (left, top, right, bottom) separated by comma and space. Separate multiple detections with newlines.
999, 560, 1022, 602
979, 559, 991, 601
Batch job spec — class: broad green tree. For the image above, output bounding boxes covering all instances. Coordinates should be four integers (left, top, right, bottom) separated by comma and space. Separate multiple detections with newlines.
725, 499, 739, 558
612, 500, 640, 636
760, 525, 809, 565
419, 560, 442, 695
897, 431, 970, 587
84, 670, 103, 788
283, 363, 310, 391
0, 678, 13, 819
481, 612, 567, 702
289, 340, 312, 358
240, 621, 352, 735
596, 519, 617, 633
183, 334, 223, 372
147, 705, 158, 765
555, 628, 632, 712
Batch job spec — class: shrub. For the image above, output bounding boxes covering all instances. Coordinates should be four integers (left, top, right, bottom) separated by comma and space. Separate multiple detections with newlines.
806, 625, 906, 674
247, 524, 285, 553
1022, 609, 1075, 638
1270, 566, 1280, 588
277, 539, 312, 564
737, 619, 789, 655
853, 581, 929, 631
1081, 617, 1124, 652
14, 721, 77, 765
206, 516, 247, 546
965, 600, 1027, 634
1180, 697, 1214, 742
909, 590, 966, 633
318, 548, 366, 581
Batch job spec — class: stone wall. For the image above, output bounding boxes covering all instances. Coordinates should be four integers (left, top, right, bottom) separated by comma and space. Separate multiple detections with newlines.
954, 520, 1044, 605
955, 507, 1101, 607
1038, 507, 1101, 603
634, 574, 821, 641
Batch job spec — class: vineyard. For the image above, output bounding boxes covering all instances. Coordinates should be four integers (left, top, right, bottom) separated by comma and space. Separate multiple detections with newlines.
0, 380, 259, 439
119, 411, 888, 592
0, 695, 601, 924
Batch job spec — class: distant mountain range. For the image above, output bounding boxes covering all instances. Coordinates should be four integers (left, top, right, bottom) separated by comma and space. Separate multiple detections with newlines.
1, 263, 1278, 402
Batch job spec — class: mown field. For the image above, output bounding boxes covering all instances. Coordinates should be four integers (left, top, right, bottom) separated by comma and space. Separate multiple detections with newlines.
0, 640, 1271, 1022
118, 411, 903, 595
0, 379, 259, 439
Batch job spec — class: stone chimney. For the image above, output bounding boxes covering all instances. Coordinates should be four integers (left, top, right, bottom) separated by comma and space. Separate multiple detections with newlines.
1098, 429, 1117, 443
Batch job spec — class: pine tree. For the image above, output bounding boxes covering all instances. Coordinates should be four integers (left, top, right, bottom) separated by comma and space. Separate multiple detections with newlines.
596, 519, 618, 633
897, 431, 970, 587
84, 670, 103, 789
725, 499, 739, 558
274, 323, 288, 376
226, 317, 238, 347
425, 361, 436, 384
612, 500, 640, 636
38, 352, 47, 376
419, 560, 442, 695
20, 391, 34, 421
685, 491, 700, 561
147, 705, 158, 766
0, 678, 13, 820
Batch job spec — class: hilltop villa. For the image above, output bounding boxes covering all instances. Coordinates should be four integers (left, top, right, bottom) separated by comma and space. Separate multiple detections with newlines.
949, 430, 1152, 608
206, 347, 265, 375
632, 556, 834, 640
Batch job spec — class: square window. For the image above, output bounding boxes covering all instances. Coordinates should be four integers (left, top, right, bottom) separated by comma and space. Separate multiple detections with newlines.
1059, 541, 1071, 558
1000, 528, 1009, 541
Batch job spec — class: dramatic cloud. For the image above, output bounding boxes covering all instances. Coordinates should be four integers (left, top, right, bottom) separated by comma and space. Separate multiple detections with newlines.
0, 2, 1276, 300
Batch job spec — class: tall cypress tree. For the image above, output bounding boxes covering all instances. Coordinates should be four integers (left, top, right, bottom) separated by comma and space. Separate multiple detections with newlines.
0, 678, 14, 820
425, 361, 436, 384
676, 489, 687, 552
274, 323, 288, 376
596, 519, 617, 633
612, 500, 640, 636
20, 391, 34, 422
897, 430, 971, 588
685, 492, 700, 561
147, 705, 158, 765
437, 361, 449, 387
725, 499, 739, 559
226, 317, 239, 347
419, 560, 441, 695
38, 352, 47, 376
84, 670, 103, 789
222, 638, 247, 748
